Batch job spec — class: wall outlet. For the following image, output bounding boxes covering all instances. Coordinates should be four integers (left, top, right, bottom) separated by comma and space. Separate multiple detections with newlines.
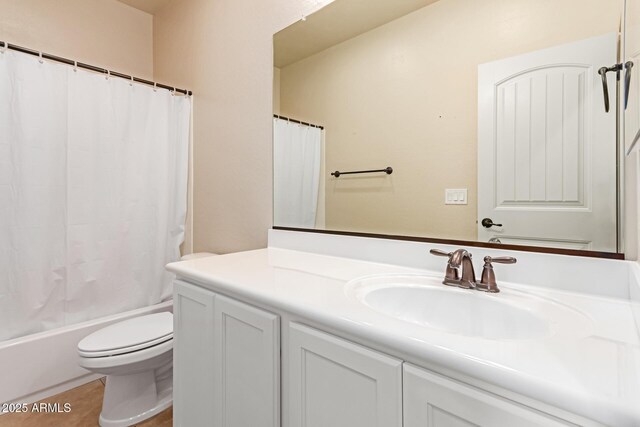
445, 189, 467, 205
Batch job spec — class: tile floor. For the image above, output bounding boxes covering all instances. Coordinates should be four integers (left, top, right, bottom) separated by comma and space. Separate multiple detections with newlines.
0, 379, 172, 427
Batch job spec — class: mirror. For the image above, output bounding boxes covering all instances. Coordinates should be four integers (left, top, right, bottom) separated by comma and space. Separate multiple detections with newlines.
273, 0, 625, 255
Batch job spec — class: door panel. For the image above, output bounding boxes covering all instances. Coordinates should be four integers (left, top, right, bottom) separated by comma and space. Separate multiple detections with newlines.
403, 364, 574, 427
173, 280, 216, 427
478, 33, 617, 251
213, 294, 280, 427
495, 67, 587, 207
288, 322, 402, 427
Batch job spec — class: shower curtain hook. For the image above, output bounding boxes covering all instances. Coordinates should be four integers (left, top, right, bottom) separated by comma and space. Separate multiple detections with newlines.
153, 82, 157, 92
73, 60, 77, 72
1, 41, 7, 54
105, 69, 110, 80
38, 51, 43, 64
130, 75, 134, 87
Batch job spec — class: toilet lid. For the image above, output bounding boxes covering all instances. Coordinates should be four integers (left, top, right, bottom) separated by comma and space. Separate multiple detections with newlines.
78, 312, 173, 357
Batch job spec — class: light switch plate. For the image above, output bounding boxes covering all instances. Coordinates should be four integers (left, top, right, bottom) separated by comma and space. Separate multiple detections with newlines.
445, 189, 467, 205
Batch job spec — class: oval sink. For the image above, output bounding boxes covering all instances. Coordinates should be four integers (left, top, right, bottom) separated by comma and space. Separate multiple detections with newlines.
346, 275, 591, 340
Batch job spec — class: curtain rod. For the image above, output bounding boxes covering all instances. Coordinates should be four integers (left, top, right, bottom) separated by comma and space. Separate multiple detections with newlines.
0, 41, 193, 96
274, 114, 324, 130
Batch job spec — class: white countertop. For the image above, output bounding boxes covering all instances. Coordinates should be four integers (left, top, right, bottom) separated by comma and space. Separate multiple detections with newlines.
167, 247, 640, 426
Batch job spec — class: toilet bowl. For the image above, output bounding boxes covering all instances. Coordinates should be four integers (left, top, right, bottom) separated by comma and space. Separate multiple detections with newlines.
78, 312, 173, 427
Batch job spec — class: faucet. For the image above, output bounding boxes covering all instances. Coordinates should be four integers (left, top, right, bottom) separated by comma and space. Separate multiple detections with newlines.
429, 249, 477, 289
430, 248, 516, 293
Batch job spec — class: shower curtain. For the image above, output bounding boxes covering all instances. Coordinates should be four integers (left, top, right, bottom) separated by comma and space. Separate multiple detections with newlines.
0, 50, 191, 341
273, 117, 322, 228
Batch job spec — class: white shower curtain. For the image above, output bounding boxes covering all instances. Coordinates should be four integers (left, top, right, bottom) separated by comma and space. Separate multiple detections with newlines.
273, 118, 322, 228
0, 50, 191, 341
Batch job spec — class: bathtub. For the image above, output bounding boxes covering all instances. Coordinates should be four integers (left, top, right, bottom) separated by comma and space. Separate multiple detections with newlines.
0, 301, 173, 406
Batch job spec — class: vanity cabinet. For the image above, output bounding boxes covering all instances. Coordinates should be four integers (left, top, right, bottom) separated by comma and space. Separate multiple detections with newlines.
173, 280, 280, 427
403, 364, 573, 427
174, 280, 599, 427
287, 322, 403, 427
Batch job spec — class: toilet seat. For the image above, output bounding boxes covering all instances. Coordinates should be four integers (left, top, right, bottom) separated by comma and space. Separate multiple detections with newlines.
79, 334, 173, 358
79, 338, 173, 371
78, 312, 173, 358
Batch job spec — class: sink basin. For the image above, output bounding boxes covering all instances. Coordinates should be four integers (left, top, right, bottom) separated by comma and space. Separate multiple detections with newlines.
346, 275, 591, 340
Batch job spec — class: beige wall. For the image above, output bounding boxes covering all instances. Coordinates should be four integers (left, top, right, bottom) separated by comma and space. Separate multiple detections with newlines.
625, 0, 640, 260
0, 0, 153, 79
279, 0, 619, 241
153, 0, 332, 254
274, 67, 282, 114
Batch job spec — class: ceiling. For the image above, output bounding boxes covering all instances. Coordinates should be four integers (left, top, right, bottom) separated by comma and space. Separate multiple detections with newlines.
274, 0, 439, 68
116, 0, 172, 14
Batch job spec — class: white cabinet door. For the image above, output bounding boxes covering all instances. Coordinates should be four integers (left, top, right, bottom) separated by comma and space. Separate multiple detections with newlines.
288, 322, 402, 427
213, 294, 280, 427
174, 280, 216, 427
403, 364, 573, 427
173, 280, 280, 427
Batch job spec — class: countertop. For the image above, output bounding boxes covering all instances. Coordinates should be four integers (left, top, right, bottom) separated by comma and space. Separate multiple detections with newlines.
166, 248, 640, 426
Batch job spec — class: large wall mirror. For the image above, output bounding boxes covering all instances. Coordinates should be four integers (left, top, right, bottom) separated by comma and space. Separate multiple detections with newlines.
273, 0, 627, 257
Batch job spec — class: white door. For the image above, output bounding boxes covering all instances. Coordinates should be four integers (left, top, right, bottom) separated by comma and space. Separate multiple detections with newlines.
478, 33, 618, 251
403, 364, 576, 427
287, 322, 402, 427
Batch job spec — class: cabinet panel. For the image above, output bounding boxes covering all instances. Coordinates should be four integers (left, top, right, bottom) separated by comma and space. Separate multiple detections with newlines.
288, 322, 402, 427
174, 281, 280, 427
403, 364, 572, 427
173, 280, 216, 427
213, 294, 280, 427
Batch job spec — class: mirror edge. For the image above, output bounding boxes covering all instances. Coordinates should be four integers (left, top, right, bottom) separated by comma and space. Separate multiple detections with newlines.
272, 226, 625, 260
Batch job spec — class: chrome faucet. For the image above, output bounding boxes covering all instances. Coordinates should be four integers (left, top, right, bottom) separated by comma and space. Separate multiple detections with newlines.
430, 248, 516, 293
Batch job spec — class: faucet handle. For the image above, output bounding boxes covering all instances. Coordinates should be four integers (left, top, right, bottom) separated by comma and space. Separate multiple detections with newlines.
429, 249, 452, 258
487, 256, 517, 264
476, 255, 517, 293
429, 249, 461, 284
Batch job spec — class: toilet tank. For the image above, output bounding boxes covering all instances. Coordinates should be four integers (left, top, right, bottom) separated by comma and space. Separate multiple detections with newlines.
180, 252, 217, 261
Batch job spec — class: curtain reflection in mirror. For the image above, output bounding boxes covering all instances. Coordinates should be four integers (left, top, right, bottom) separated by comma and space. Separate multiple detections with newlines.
273, 117, 323, 228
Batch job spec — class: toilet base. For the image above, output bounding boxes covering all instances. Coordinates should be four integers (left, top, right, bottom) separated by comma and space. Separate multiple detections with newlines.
99, 395, 171, 427
99, 364, 172, 427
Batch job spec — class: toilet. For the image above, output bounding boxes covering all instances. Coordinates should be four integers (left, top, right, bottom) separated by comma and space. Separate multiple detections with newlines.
78, 312, 174, 427
78, 252, 216, 427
